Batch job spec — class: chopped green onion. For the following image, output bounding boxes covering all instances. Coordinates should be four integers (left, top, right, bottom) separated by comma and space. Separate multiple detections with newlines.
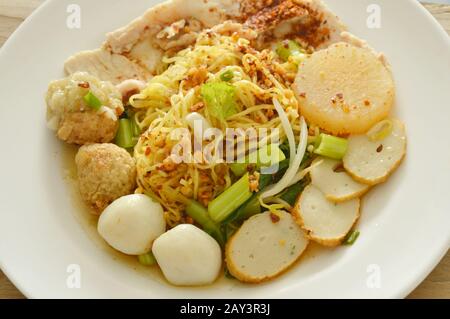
276, 40, 305, 62
367, 119, 393, 142
230, 144, 286, 177
115, 118, 135, 149
344, 230, 360, 245
138, 252, 157, 266
201, 82, 238, 122
83, 91, 102, 111
185, 200, 225, 246
208, 173, 253, 223
314, 133, 348, 160
220, 70, 234, 82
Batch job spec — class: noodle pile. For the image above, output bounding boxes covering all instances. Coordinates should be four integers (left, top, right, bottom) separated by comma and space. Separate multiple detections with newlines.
131, 26, 304, 227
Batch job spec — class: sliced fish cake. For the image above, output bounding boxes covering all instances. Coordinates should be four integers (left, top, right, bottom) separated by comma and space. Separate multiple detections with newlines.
343, 119, 407, 185
226, 211, 309, 283
293, 185, 360, 247
311, 158, 369, 202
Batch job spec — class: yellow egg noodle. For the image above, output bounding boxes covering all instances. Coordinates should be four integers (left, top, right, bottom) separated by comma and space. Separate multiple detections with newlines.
131, 30, 303, 227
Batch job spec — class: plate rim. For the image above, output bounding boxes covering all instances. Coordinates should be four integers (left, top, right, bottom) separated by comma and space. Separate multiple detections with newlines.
0, 0, 449, 299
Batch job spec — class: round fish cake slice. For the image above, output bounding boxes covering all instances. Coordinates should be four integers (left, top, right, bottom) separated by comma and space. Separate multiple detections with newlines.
343, 119, 407, 185
311, 158, 370, 202
226, 211, 309, 283
293, 185, 360, 247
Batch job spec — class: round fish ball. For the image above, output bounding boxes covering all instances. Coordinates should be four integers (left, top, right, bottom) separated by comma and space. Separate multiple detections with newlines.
98, 194, 166, 255
152, 224, 222, 286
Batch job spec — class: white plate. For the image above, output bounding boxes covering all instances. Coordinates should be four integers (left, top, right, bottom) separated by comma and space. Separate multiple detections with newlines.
0, 0, 449, 299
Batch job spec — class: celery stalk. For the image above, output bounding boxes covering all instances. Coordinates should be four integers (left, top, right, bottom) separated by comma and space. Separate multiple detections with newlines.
115, 118, 135, 149
208, 173, 253, 223
223, 173, 272, 224
185, 200, 225, 246
314, 133, 348, 160
230, 144, 286, 177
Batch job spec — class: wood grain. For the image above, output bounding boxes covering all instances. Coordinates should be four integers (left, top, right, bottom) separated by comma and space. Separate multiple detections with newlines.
423, 3, 450, 35
0, 0, 44, 46
0, 271, 24, 299
0, 0, 449, 299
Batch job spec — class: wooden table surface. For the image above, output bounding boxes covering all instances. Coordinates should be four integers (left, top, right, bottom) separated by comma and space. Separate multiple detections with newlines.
0, 0, 449, 299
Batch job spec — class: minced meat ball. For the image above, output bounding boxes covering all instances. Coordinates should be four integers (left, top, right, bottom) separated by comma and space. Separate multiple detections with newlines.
46, 72, 124, 145
75, 143, 137, 213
